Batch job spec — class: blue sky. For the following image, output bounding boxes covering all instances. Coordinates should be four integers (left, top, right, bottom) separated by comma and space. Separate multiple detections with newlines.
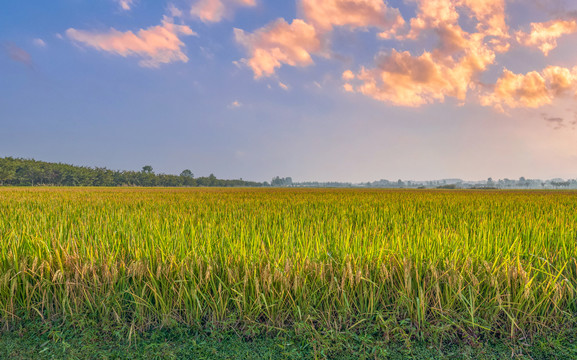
1, 0, 577, 182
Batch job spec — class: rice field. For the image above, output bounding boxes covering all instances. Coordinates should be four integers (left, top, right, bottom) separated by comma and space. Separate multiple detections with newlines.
1, 187, 576, 339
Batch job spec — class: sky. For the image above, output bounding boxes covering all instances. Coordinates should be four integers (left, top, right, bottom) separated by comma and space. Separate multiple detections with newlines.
1, 0, 577, 183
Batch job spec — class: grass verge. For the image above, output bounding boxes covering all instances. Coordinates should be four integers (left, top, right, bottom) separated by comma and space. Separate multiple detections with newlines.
1, 318, 576, 359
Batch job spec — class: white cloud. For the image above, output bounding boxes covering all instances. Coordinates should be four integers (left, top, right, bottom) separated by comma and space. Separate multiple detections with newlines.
117, 0, 136, 11
33, 38, 46, 47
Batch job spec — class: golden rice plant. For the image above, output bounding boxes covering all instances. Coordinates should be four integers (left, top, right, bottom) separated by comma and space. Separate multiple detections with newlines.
0, 187, 576, 338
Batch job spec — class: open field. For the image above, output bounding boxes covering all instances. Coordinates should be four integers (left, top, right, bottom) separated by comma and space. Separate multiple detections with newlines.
1, 188, 577, 348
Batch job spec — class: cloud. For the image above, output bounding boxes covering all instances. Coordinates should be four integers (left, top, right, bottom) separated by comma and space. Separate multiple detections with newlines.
545, 116, 563, 123
339, 0, 516, 107
457, 0, 508, 39
278, 81, 289, 90
234, 18, 323, 78
405, 0, 460, 39
543, 114, 564, 129
232, 0, 574, 111
117, 0, 136, 11
66, 17, 197, 68
405, 0, 509, 49
516, 19, 577, 56
228, 100, 242, 108
343, 25, 497, 107
190, 0, 256, 23
545, 66, 577, 95
397, 0, 510, 59
3, 42, 33, 68
541, 113, 570, 130
33, 38, 46, 47
480, 66, 577, 111
234, 0, 507, 95
342, 70, 355, 80
344, 50, 470, 106
167, 4, 183, 18
342, 70, 355, 92
299, 0, 405, 37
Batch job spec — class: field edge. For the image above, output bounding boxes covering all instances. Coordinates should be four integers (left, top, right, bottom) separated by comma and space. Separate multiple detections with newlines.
2, 318, 577, 359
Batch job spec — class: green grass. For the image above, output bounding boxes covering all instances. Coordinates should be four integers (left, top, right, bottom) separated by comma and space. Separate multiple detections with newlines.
1, 188, 576, 344
2, 319, 577, 359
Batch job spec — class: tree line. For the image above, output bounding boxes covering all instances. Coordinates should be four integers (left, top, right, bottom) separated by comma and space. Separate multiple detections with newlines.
0, 157, 264, 187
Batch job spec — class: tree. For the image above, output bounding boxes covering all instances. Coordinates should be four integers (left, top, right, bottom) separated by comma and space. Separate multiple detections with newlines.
208, 173, 217, 186
94, 168, 114, 186
0, 156, 266, 187
518, 176, 528, 187
180, 169, 194, 178
271, 176, 293, 186
0, 167, 15, 186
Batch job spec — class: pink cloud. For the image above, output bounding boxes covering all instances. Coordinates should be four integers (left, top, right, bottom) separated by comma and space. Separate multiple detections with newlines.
228, 100, 242, 108
343, 18, 497, 106
66, 17, 196, 68
234, 1, 408, 78
457, 0, 508, 39
407, 0, 459, 37
516, 19, 577, 56
405, 0, 509, 47
340, 0, 513, 107
299, 0, 405, 36
191, 0, 256, 23
342, 70, 355, 80
3, 42, 33, 68
117, 0, 136, 11
234, 0, 576, 112
235, 0, 509, 86
481, 66, 577, 111
167, 4, 184, 18
345, 49, 485, 106
234, 18, 323, 78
